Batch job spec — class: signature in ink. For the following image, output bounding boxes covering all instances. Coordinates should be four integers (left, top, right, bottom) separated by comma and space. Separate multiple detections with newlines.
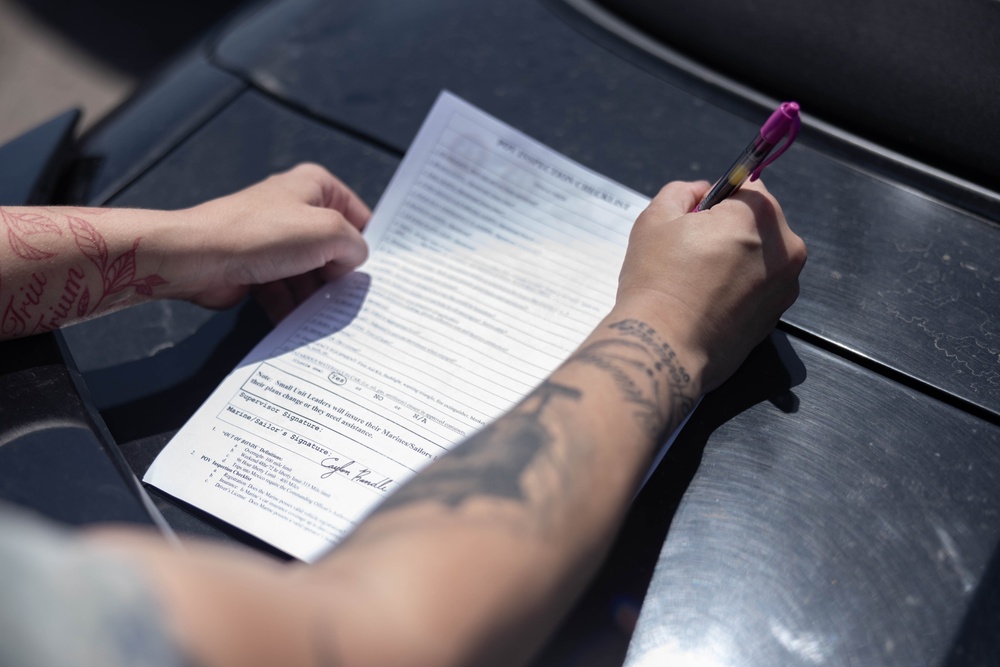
319, 457, 393, 492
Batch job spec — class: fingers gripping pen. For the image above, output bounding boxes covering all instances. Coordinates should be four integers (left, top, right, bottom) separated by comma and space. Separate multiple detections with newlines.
695, 102, 801, 212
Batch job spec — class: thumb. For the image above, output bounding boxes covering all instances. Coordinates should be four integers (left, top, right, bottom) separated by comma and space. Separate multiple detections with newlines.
642, 180, 711, 222
318, 221, 368, 281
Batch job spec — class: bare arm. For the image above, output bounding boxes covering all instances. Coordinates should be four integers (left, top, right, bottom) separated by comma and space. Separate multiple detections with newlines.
0, 163, 370, 339
91, 179, 805, 667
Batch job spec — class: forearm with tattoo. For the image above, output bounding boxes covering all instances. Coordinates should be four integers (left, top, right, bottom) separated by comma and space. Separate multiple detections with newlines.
322, 318, 698, 667
571, 319, 696, 438
369, 319, 695, 523
0, 207, 167, 338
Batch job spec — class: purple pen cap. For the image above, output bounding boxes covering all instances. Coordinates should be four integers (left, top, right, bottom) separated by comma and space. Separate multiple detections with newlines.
750, 101, 801, 181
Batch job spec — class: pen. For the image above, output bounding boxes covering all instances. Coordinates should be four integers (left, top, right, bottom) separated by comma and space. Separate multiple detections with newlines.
695, 101, 801, 212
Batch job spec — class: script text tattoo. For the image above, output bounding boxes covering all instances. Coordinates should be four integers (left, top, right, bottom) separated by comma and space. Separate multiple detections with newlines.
0, 207, 168, 336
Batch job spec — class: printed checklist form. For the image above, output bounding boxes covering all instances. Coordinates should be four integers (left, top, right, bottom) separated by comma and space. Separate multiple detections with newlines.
144, 91, 651, 562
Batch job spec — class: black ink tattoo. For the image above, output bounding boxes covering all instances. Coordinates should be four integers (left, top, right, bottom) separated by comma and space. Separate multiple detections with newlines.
373, 381, 581, 514
368, 319, 692, 520
571, 319, 696, 437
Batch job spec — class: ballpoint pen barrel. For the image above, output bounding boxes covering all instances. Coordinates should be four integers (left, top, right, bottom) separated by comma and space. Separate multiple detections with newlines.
697, 136, 773, 211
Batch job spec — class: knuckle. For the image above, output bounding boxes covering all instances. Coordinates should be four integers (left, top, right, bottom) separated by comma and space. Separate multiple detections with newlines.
293, 162, 326, 175
291, 162, 335, 186
790, 234, 808, 268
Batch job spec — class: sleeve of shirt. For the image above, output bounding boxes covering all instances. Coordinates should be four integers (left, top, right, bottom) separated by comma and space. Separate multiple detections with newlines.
0, 502, 193, 667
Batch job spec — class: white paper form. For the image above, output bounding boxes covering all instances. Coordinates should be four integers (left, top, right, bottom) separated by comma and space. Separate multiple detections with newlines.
143, 92, 651, 562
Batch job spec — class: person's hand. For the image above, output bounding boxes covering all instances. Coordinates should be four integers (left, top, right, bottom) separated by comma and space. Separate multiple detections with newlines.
176, 163, 370, 321
614, 179, 806, 392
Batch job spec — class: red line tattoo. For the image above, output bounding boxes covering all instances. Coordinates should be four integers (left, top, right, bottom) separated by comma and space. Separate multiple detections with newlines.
68, 216, 167, 310
47, 267, 87, 329
0, 207, 169, 337
1, 208, 62, 260
2, 271, 48, 336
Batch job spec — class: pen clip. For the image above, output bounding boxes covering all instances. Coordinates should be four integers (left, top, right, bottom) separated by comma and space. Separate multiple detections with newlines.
749, 102, 800, 181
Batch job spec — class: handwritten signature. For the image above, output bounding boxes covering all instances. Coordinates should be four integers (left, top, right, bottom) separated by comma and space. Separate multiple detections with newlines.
319, 457, 393, 492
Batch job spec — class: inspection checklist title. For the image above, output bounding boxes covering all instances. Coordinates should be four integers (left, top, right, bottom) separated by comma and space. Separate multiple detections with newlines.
497, 139, 632, 212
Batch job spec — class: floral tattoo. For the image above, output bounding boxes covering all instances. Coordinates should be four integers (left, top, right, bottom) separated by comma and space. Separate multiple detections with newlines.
0, 207, 168, 337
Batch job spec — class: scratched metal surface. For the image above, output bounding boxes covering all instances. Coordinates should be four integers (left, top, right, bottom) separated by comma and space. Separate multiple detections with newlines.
625, 337, 1000, 667
762, 144, 1000, 416
65, 86, 1000, 665
211, 0, 1000, 417
588, 0, 1000, 192
55, 0, 1000, 662
206, 1, 1000, 662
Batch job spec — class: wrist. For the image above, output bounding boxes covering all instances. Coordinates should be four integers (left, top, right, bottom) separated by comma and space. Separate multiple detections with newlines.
582, 306, 705, 436
604, 294, 708, 396
146, 203, 232, 305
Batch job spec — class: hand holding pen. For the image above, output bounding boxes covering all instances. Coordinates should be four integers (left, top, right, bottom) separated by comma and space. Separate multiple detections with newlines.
695, 102, 801, 212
